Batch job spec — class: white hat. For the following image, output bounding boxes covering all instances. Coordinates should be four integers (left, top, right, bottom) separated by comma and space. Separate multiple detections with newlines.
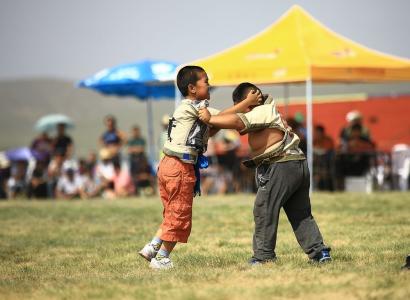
346, 110, 362, 122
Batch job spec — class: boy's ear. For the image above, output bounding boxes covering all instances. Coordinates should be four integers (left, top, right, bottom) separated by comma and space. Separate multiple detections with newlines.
188, 83, 196, 95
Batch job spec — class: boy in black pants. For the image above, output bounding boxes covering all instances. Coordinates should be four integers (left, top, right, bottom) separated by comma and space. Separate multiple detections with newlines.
199, 82, 331, 264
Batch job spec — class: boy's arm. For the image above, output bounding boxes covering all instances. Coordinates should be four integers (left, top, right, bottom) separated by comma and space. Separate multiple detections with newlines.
199, 109, 245, 131
217, 90, 262, 115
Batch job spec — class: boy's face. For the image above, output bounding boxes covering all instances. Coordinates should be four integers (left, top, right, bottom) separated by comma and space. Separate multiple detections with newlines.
193, 72, 210, 100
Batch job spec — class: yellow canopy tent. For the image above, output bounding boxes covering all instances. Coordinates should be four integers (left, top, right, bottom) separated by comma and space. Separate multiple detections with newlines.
190, 5, 410, 85
179, 5, 410, 190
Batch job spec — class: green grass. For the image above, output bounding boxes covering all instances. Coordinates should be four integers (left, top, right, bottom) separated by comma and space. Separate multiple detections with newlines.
0, 193, 409, 300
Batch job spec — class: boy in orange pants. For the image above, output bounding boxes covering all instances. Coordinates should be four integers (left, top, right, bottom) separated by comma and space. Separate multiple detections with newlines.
139, 66, 261, 269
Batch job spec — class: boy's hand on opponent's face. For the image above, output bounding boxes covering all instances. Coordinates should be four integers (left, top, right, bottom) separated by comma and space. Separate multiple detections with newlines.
244, 89, 263, 106
198, 108, 211, 123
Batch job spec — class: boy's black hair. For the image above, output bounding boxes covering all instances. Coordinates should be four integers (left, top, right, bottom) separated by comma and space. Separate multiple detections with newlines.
232, 82, 261, 103
177, 65, 206, 97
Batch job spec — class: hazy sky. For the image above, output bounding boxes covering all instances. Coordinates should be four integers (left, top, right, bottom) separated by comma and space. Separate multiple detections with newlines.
1, 0, 410, 81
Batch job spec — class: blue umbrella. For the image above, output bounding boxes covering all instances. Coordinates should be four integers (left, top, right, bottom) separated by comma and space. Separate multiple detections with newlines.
78, 60, 178, 162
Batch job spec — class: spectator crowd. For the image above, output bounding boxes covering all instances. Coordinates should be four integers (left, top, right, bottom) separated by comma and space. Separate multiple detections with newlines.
1, 110, 409, 200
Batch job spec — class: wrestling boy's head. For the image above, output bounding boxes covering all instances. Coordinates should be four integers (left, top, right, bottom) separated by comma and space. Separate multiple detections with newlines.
232, 82, 263, 105
176, 65, 210, 100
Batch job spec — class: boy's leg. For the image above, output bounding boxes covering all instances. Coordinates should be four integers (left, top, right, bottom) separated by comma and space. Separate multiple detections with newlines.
158, 241, 177, 257
252, 162, 301, 261
159, 157, 196, 244
282, 160, 329, 259
139, 228, 163, 261
139, 163, 166, 262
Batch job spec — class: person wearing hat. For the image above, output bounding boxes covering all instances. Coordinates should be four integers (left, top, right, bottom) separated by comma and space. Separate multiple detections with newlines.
95, 148, 115, 198
55, 166, 82, 200
339, 110, 371, 148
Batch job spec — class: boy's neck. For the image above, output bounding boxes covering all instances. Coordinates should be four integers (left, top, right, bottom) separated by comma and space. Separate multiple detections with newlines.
185, 95, 201, 101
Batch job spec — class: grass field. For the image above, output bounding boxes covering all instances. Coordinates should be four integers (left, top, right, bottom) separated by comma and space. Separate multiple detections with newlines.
0, 192, 409, 300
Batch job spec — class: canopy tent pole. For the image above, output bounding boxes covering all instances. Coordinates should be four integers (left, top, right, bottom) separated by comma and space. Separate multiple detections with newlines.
306, 79, 313, 194
283, 84, 289, 118
175, 82, 181, 108
146, 99, 156, 163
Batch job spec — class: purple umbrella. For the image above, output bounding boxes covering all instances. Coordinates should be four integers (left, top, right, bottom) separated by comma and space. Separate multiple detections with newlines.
5, 147, 44, 161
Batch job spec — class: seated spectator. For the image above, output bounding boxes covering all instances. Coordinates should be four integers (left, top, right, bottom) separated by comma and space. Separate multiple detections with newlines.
132, 155, 155, 196
95, 148, 115, 198
233, 132, 254, 193
286, 115, 307, 154
313, 125, 335, 191
86, 151, 98, 179
201, 164, 232, 195
337, 124, 376, 178
31, 132, 53, 164
112, 160, 135, 198
214, 129, 239, 193
47, 149, 66, 198
53, 123, 74, 158
27, 161, 48, 199
77, 159, 100, 199
339, 110, 371, 149
127, 125, 146, 177
6, 161, 27, 199
0, 156, 11, 199
346, 124, 375, 153
55, 167, 82, 200
313, 125, 334, 154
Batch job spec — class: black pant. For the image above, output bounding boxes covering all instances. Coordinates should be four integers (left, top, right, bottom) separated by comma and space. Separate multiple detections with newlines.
253, 159, 328, 260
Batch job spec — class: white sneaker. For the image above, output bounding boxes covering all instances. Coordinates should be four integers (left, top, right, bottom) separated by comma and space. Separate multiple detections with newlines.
138, 243, 158, 262
149, 257, 174, 270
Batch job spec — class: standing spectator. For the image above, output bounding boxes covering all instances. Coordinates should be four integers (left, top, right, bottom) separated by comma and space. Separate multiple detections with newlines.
133, 155, 155, 196
127, 125, 146, 177
100, 115, 126, 162
30, 132, 53, 164
53, 123, 74, 158
313, 125, 335, 190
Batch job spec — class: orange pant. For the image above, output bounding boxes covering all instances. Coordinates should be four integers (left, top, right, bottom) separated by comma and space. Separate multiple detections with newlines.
158, 155, 196, 243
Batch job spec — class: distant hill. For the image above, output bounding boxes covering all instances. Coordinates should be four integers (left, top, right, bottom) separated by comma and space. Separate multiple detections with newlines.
0, 78, 409, 158
0, 78, 179, 157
